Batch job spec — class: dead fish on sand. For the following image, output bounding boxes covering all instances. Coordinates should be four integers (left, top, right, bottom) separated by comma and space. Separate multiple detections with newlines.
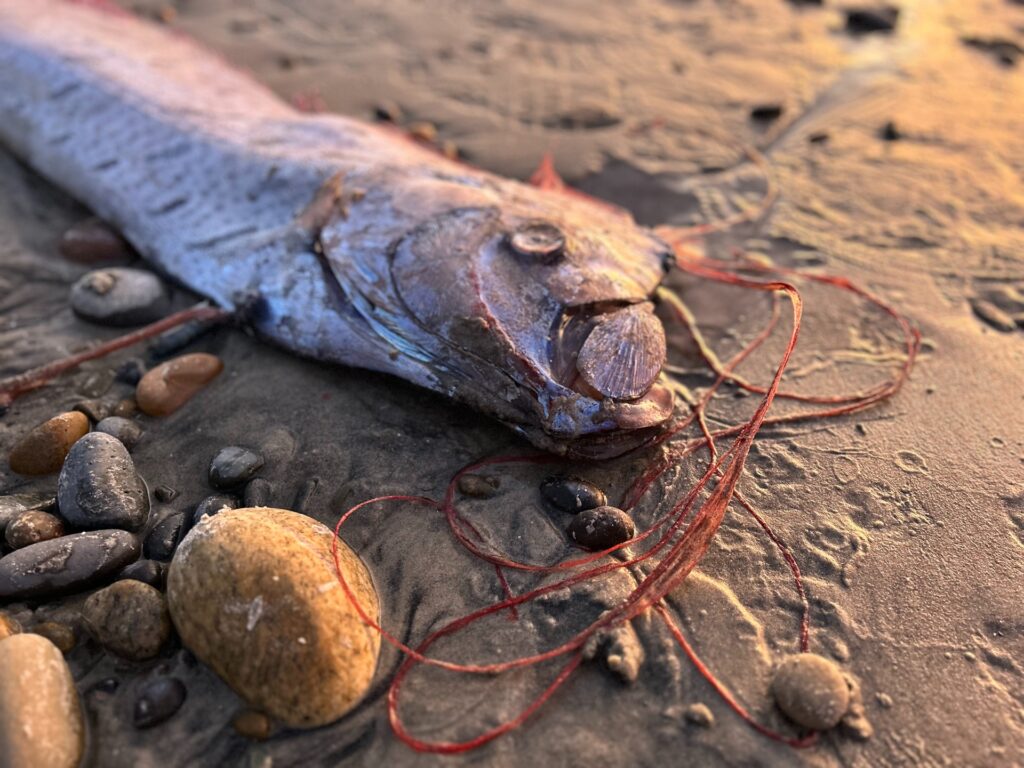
0, 0, 676, 457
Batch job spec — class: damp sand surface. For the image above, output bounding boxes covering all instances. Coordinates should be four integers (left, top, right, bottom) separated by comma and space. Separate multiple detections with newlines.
2, 0, 1024, 765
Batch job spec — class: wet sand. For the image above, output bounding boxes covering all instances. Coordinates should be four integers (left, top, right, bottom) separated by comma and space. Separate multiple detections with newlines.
2, 0, 1024, 765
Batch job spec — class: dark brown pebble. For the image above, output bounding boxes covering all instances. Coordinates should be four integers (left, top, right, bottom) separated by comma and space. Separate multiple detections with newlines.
144, 511, 186, 561
209, 446, 264, 490
112, 398, 138, 418
8, 412, 90, 476
117, 559, 167, 590
58, 218, 132, 264
0, 611, 22, 640
232, 709, 272, 740
32, 621, 77, 653
153, 486, 178, 503
567, 506, 635, 550
0, 529, 141, 600
72, 399, 111, 424
457, 473, 500, 498
540, 475, 607, 513
133, 677, 186, 728
5, 510, 65, 550
243, 478, 273, 507
136, 353, 223, 416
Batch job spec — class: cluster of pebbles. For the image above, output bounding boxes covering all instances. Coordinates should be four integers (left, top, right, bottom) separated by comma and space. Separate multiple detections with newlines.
0, 221, 866, 766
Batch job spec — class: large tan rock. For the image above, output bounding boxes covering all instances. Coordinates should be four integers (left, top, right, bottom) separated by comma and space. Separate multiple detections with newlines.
0, 634, 84, 768
167, 507, 379, 728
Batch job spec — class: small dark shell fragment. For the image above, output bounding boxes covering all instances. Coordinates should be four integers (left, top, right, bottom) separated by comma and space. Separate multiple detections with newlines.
509, 222, 565, 261
540, 475, 607, 513
567, 505, 635, 550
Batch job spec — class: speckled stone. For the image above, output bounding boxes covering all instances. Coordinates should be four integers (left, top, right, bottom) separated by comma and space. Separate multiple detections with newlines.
167, 507, 380, 728
771, 653, 851, 730
70, 267, 170, 327
8, 412, 90, 476
136, 353, 223, 417
540, 475, 607, 513
567, 506, 635, 550
57, 432, 149, 531
82, 579, 171, 661
0, 634, 84, 768
0, 530, 141, 600
5, 510, 65, 550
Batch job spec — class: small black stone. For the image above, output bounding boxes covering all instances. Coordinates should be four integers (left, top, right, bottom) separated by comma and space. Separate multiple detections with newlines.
293, 477, 320, 513
844, 6, 899, 34
540, 476, 608, 514
114, 358, 147, 385
144, 511, 186, 561
750, 104, 784, 122
153, 486, 178, 503
808, 131, 830, 144
117, 559, 167, 589
147, 318, 218, 361
881, 121, 901, 141
89, 677, 121, 695
191, 494, 237, 527
567, 506, 635, 551
133, 677, 187, 729
243, 477, 273, 507
58, 432, 149, 531
209, 447, 264, 490
94, 416, 144, 451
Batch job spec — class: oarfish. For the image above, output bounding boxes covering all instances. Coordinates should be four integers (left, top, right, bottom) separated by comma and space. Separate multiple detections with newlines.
0, 1, 676, 457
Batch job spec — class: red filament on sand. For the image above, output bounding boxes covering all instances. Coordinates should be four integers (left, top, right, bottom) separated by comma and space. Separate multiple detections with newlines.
332, 241, 919, 754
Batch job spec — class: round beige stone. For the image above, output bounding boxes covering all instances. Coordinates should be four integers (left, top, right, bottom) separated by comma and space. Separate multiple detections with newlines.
167, 507, 380, 728
771, 653, 851, 730
0, 634, 84, 768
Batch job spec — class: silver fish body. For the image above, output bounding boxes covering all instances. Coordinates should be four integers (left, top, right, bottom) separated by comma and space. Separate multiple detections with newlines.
0, 1, 676, 456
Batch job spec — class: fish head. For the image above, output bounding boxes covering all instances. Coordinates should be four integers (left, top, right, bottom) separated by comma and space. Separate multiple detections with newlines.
389, 181, 676, 458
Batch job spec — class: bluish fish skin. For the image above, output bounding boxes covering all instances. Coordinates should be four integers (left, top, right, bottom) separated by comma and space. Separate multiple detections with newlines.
0, 1, 675, 456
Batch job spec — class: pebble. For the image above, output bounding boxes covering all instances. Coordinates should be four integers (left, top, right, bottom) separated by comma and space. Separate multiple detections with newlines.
567, 506, 635, 550
82, 579, 171, 661
971, 298, 1017, 333
5, 510, 65, 550
209, 446, 265, 490
243, 478, 273, 507
0, 495, 51, 534
457, 473, 500, 498
881, 120, 901, 141
0, 611, 22, 640
167, 507, 380, 727
136, 353, 223, 416
191, 494, 237, 527
32, 622, 77, 654
0, 529, 141, 600
750, 104, 783, 122
133, 677, 186, 729
112, 398, 139, 418
58, 217, 131, 264
770, 653, 851, 730
684, 702, 715, 727
153, 485, 179, 503
232, 709, 272, 741
844, 6, 899, 33
8, 412, 90, 476
114, 358, 147, 386
72, 398, 111, 424
0, 634, 85, 768
70, 267, 170, 327
144, 511, 186, 561
117, 559, 168, 590
94, 416, 144, 451
292, 477, 319, 512
408, 121, 438, 143
540, 475, 607, 513
545, 101, 621, 129
58, 432, 149, 531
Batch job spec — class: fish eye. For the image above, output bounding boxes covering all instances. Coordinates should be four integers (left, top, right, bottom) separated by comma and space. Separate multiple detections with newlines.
508, 222, 566, 262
